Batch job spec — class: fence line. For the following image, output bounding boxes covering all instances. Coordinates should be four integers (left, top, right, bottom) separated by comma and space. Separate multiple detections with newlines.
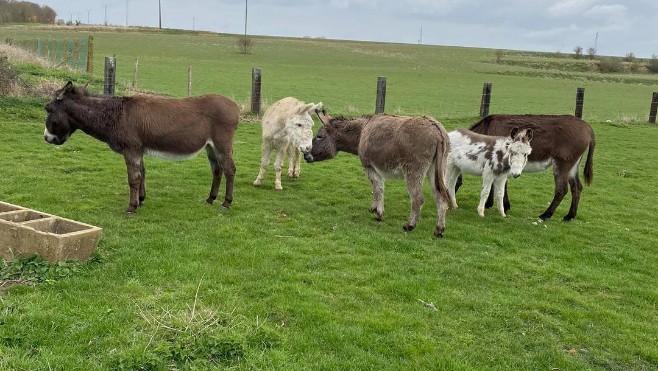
8, 36, 92, 72
97, 60, 657, 121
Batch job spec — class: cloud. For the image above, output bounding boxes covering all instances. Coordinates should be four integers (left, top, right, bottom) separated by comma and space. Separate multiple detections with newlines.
547, 0, 596, 16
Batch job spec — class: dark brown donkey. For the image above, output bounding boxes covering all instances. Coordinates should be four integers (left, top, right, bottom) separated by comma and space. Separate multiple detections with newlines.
44, 81, 239, 214
465, 114, 595, 221
308, 110, 451, 237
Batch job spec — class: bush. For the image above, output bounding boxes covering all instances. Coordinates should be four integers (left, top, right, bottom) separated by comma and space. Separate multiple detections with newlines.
598, 58, 624, 73
586, 47, 597, 60
647, 55, 658, 74
0, 54, 20, 94
236, 36, 253, 54
573, 46, 583, 59
624, 52, 636, 62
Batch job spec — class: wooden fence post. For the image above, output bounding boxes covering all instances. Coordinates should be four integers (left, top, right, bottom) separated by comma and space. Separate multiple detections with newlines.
132, 59, 139, 89
479, 82, 492, 117
251, 68, 262, 115
86, 35, 94, 74
103, 56, 116, 95
575, 87, 585, 119
375, 76, 387, 114
649, 92, 658, 124
187, 66, 192, 97
72, 38, 80, 69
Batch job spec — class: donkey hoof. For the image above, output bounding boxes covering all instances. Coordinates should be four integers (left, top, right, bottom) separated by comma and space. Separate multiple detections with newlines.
434, 228, 444, 238
402, 224, 415, 232
538, 212, 552, 221
562, 214, 575, 222
125, 210, 136, 216
206, 197, 216, 204
221, 202, 231, 210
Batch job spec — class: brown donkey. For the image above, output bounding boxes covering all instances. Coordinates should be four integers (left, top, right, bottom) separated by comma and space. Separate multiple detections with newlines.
308, 110, 451, 237
44, 81, 239, 214
466, 114, 595, 221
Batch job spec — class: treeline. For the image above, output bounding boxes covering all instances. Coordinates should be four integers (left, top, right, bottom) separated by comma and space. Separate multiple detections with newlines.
0, 0, 56, 24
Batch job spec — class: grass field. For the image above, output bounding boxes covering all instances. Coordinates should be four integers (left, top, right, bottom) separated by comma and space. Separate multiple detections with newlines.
1, 25, 658, 370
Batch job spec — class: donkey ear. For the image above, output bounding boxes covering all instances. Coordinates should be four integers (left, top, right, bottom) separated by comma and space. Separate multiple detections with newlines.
315, 108, 331, 126
298, 102, 322, 115
525, 129, 533, 142
56, 81, 74, 100
510, 127, 519, 138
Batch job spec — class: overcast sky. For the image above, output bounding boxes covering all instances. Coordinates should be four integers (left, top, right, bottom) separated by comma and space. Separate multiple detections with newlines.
33, 0, 658, 58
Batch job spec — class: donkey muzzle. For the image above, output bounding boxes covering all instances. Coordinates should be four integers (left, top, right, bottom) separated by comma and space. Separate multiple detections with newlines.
303, 151, 314, 163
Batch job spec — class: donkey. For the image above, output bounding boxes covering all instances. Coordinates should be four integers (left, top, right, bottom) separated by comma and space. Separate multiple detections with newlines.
43, 81, 240, 215
308, 110, 451, 238
446, 128, 533, 217
253, 97, 322, 190
465, 114, 595, 221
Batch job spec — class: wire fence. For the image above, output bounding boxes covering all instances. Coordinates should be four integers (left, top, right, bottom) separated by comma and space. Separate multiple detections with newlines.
6, 37, 91, 71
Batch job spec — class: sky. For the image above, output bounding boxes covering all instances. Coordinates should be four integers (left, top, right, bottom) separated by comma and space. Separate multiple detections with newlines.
31, 0, 658, 58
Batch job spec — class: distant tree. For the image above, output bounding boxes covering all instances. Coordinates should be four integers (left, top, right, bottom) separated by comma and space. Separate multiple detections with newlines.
494, 49, 504, 63
0, 0, 56, 24
586, 47, 597, 60
573, 46, 583, 59
624, 52, 636, 63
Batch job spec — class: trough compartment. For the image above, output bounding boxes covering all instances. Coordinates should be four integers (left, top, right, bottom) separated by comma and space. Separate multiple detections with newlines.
0, 201, 102, 262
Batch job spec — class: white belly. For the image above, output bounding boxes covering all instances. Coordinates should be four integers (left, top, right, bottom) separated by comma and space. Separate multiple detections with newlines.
145, 141, 211, 161
523, 159, 553, 173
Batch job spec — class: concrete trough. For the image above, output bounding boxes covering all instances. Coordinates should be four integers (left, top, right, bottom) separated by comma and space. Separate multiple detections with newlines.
0, 201, 102, 262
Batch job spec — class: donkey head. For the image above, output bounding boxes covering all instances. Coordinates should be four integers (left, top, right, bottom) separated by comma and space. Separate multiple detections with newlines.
43, 81, 87, 145
506, 127, 533, 178
284, 101, 323, 163
44, 81, 77, 145
308, 109, 338, 162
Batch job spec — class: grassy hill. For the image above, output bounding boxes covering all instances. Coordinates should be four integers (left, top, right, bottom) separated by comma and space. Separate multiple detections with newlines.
1, 25, 658, 370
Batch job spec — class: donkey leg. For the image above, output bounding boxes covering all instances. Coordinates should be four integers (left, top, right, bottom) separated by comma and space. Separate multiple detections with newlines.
403, 173, 425, 232
138, 155, 146, 205
539, 166, 569, 220
123, 152, 143, 215
205, 145, 222, 204
564, 165, 583, 221
273, 148, 286, 191
445, 165, 461, 209
253, 142, 272, 187
484, 184, 495, 209
220, 154, 236, 209
364, 167, 385, 221
292, 149, 302, 178
428, 167, 448, 238
478, 174, 495, 217
502, 181, 511, 212
493, 177, 507, 217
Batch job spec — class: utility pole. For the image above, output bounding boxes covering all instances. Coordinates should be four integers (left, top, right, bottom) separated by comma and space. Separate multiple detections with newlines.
244, 0, 248, 38
104, 5, 107, 26
158, 0, 161, 29
192, 16, 195, 31
126, 0, 129, 27
87, 9, 90, 24
594, 31, 598, 52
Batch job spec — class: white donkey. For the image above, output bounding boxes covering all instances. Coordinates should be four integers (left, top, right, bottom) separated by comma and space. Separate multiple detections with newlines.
446, 127, 533, 217
253, 97, 323, 190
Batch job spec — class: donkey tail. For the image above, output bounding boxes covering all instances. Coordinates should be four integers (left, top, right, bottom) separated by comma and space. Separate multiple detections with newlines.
584, 132, 595, 186
434, 129, 451, 203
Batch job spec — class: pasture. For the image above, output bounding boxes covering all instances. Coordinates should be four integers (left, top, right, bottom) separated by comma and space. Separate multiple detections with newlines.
1, 25, 658, 370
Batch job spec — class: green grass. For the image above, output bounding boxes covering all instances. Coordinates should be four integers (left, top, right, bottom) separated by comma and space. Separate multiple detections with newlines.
1, 25, 658, 370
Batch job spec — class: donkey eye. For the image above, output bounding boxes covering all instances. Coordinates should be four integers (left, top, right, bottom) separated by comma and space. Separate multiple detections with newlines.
297, 123, 303, 127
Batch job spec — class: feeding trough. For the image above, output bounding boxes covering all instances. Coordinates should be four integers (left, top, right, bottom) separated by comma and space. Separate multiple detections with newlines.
0, 201, 102, 262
